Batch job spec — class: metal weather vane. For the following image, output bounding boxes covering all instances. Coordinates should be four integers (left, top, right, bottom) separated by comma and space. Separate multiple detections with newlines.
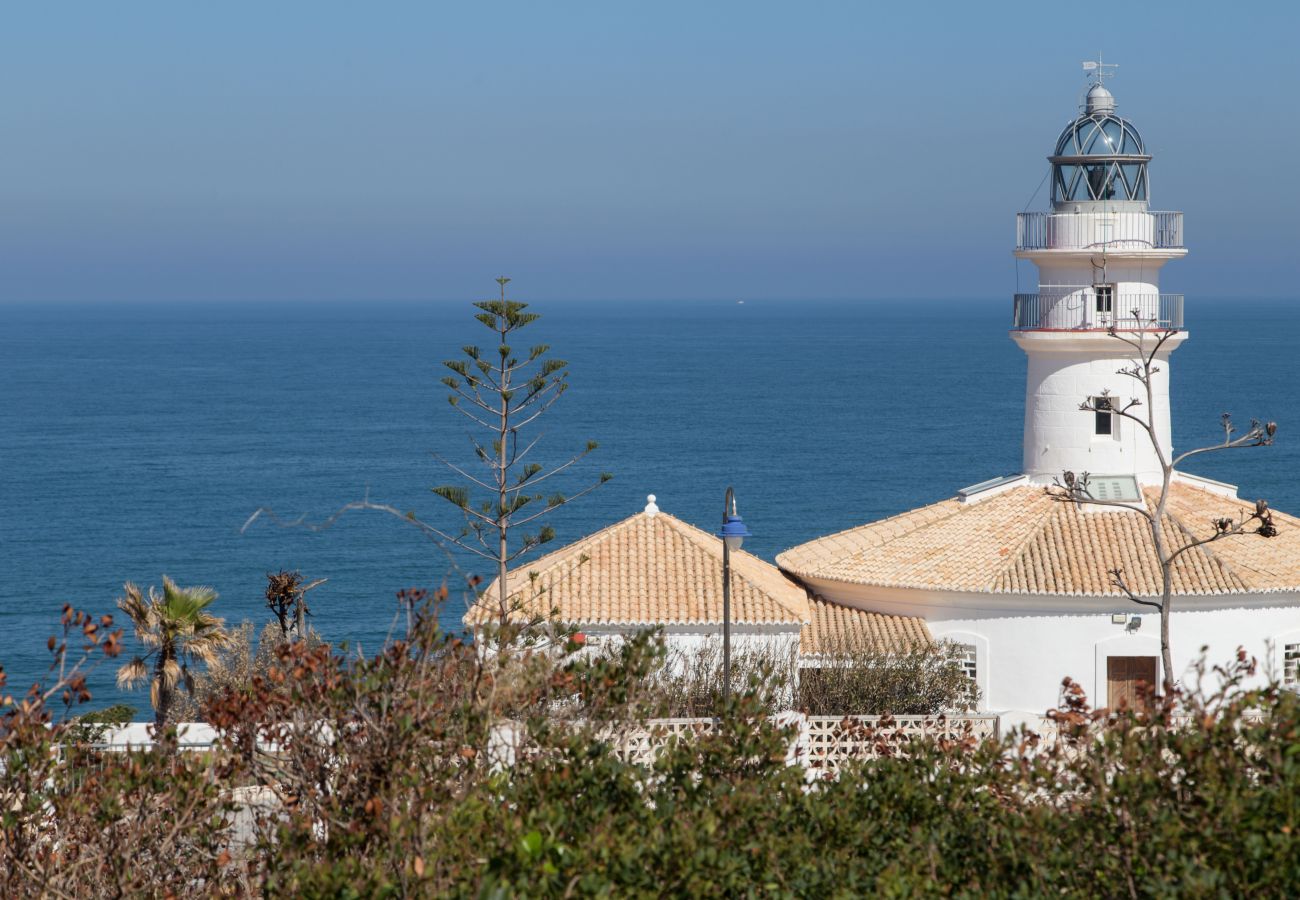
1082, 55, 1118, 85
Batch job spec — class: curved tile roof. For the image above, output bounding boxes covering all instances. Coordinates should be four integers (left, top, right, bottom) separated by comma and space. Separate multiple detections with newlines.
800, 596, 933, 656
777, 482, 1300, 598
464, 510, 811, 627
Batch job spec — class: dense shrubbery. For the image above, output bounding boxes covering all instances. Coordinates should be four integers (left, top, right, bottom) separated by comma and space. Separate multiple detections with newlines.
798, 639, 978, 715
648, 638, 978, 717
3, 599, 1299, 897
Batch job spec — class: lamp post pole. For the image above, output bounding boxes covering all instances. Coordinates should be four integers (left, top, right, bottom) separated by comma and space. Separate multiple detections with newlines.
722, 526, 732, 705
717, 487, 752, 708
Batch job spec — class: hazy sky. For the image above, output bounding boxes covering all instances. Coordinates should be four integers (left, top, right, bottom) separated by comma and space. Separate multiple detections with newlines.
3, 1, 1298, 303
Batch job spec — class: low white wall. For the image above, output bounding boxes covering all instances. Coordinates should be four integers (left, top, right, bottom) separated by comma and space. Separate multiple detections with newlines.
90, 722, 219, 747
578, 624, 802, 669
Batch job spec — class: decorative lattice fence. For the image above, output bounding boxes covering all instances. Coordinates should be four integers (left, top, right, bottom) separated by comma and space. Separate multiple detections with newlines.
608, 713, 1000, 772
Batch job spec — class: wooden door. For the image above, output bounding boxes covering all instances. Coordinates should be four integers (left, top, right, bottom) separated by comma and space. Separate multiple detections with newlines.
1107, 656, 1157, 710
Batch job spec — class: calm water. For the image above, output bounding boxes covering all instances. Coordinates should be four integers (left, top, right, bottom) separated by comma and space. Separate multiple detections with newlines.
3, 298, 1298, 712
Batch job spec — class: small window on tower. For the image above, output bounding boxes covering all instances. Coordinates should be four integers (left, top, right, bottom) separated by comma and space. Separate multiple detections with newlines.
1094, 283, 1114, 314
1093, 396, 1114, 436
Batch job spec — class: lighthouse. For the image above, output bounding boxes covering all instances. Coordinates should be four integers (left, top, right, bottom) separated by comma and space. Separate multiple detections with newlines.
777, 65, 1300, 716
469, 64, 1300, 720
1013, 60, 1186, 489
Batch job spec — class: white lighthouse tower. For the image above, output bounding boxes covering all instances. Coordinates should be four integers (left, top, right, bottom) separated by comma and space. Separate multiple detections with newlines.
1013, 60, 1186, 488
779, 66, 1300, 716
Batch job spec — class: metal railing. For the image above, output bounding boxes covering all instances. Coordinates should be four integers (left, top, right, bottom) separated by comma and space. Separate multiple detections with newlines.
1012, 291, 1183, 331
1016, 210, 1184, 250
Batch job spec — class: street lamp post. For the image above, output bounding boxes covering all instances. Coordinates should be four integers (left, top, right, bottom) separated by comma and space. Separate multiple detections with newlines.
716, 486, 752, 706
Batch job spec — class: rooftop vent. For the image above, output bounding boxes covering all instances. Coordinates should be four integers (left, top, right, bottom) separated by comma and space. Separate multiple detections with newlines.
957, 474, 1028, 504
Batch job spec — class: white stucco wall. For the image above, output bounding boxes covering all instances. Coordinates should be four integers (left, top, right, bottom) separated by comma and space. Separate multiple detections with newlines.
574, 623, 804, 704
805, 579, 1300, 715
576, 624, 802, 668
1013, 330, 1183, 484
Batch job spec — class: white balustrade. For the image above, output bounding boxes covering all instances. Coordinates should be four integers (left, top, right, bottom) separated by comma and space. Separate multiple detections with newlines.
1012, 291, 1183, 331
1017, 210, 1183, 251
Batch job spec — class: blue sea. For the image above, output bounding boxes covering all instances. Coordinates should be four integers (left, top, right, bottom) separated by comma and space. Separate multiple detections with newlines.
3, 298, 1298, 713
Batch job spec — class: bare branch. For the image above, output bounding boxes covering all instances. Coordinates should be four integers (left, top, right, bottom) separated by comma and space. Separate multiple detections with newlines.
510, 478, 611, 528
1109, 568, 1163, 611
431, 452, 497, 492
242, 497, 490, 570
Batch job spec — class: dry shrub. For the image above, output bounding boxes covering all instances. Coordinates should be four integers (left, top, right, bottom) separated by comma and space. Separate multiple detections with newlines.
5, 601, 1300, 896
798, 638, 980, 715
645, 639, 797, 717
170, 621, 327, 723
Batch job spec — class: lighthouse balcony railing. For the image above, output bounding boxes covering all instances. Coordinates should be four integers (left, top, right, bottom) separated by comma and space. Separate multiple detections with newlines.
1012, 291, 1184, 331
1016, 211, 1184, 251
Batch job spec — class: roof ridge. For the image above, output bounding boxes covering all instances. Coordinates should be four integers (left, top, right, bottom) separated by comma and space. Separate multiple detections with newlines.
990, 489, 1065, 590
775, 493, 965, 572
658, 513, 810, 622
474, 512, 646, 611
1154, 488, 1254, 592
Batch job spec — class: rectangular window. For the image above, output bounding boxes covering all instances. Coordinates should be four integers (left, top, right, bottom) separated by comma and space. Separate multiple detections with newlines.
1094, 283, 1114, 314
1285, 643, 1300, 685
1094, 396, 1113, 436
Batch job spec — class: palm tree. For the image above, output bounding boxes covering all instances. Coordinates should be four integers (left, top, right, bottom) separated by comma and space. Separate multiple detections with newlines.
115, 577, 233, 728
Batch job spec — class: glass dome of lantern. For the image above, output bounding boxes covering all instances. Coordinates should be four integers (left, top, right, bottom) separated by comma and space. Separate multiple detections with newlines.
1050, 78, 1151, 205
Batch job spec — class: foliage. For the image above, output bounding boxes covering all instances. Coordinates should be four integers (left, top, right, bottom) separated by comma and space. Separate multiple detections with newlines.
114, 576, 234, 728
639, 637, 977, 717
798, 639, 979, 715
66, 703, 137, 744
644, 640, 796, 716
5, 600, 1300, 897
264, 569, 327, 640
240, 283, 610, 636
169, 620, 327, 723
433, 278, 611, 625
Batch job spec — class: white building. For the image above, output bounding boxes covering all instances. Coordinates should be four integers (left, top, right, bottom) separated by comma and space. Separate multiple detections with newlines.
463, 495, 930, 671
778, 68, 1300, 714
466, 68, 1300, 717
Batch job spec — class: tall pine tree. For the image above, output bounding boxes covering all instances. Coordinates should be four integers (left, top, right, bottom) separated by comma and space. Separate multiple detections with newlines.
435, 277, 610, 626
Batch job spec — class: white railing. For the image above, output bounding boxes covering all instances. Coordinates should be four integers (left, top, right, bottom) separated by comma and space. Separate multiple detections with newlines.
609, 714, 1000, 771
609, 717, 721, 766
1013, 291, 1183, 331
1016, 210, 1183, 251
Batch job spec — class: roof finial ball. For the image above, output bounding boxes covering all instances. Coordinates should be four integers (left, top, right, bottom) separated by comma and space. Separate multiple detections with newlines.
644, 494, 659, 516
1084, 82, 1115, 115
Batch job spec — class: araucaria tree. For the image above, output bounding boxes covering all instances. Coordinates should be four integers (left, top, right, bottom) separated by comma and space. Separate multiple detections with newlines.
1052, 321, 1277, 694
435, 277, 610, 626
115, 577, 233, 728
241, 278, 608, 629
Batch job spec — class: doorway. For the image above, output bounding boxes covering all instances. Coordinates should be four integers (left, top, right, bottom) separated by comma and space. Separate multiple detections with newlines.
1107, 656, 1157, 709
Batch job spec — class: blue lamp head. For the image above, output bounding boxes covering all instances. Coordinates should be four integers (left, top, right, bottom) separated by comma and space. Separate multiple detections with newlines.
717, 513, 752, 551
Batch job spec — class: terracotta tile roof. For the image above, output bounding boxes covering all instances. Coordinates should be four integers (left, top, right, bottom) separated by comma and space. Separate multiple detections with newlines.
800, 595, 933, 656
777, 482, 1300, 598
464, 510, 811, 627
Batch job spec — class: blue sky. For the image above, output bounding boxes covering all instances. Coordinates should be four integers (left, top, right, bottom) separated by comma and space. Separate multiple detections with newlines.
2, 1, 1297, 303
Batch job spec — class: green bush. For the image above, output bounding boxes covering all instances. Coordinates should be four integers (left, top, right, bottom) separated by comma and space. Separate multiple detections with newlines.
4, 602, 1299, 897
